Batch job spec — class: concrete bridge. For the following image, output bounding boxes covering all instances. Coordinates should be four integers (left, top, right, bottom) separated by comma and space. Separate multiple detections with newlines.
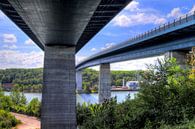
1, 0, 195, 128
0, 0, 132, 128
76, 11, 195, 103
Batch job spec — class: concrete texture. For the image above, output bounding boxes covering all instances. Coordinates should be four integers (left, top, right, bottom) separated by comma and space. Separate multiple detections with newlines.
41, 45, 76, 129
165, 51, 188, 68
76, 70, 83, 91
99, 63, 111, 103
0, 0, 131, 51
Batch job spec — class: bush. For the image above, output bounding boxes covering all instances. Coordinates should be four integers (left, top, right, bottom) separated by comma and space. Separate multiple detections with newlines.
0, 110, 20, 129
77, 58, 195, 129
26, 98, 41, 117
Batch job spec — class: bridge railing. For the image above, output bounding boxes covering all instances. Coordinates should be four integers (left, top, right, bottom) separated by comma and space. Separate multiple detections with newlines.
131, 11, 195, 42
77, 11, 195, 66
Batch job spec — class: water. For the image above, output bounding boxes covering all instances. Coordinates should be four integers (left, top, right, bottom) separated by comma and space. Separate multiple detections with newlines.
5, 91, 138, 104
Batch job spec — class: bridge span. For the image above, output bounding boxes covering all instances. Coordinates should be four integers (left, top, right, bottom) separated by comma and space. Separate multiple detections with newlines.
0, 0, 132, 128
76, 12, 195, 103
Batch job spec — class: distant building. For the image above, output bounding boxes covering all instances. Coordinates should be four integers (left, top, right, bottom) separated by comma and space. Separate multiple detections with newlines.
1, 83, 15, 91
126, 81, 139, 90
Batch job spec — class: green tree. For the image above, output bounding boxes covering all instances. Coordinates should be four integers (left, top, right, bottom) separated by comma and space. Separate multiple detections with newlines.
26, 98, 41, 117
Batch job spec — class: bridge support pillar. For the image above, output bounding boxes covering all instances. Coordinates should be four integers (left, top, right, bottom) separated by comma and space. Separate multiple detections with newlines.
99, 63, 111, 103
165, 51, 187, 68
41, 45, 76, 129
76, 70, 83, 91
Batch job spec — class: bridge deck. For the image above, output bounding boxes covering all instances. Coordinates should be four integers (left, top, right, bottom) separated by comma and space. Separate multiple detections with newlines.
77, 12, 195, 69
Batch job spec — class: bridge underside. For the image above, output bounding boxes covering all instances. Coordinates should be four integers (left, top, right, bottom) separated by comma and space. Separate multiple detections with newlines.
0, 0, 132, 128
0, 0, 131, 51
77, 37, 195, 70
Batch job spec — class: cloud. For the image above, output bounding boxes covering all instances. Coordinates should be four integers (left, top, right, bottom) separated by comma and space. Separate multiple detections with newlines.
113, 13, 166, 27
87, 56, 164, 71
125, 1, 140, 12
91, 48, 97, 52
25, 39, 34, 45
111, 56, 164, 71
112, 1, 166, 27
0, 50, 44, 68
101, 43, 115, 50
167, 8, 183, 18
3, 44, 17, 49
76, 55, 87, 65
189, 5, 195, 13
3, 34, 17, 43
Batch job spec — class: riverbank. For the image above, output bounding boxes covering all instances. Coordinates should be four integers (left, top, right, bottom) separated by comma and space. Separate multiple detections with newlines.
12, 112, 40, 129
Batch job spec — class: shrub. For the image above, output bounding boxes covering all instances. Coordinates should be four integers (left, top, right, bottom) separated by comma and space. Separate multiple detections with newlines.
0, 110, 20, 129
26, 98, 41, 117
77, 58, 195, 129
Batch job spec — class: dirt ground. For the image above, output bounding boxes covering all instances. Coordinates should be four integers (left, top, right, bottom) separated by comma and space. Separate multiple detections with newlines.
11, 112, 40, 129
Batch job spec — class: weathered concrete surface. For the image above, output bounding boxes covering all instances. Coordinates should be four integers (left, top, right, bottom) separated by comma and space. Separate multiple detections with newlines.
99, 63, 111, 103
165, 51, 188, 68
76, 70, 82, 91
41, 45, 76, 129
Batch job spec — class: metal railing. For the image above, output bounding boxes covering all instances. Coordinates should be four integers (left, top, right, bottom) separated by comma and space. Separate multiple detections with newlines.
77, 11, 195, 66
120, 11, 195, 46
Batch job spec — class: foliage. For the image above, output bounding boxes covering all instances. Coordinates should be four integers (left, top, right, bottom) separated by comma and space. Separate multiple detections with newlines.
77, 58, 195, 129
0, 68, 142, 93
26, 98, 41, 117
82, 68, 143, 93
10, 89, 26, 106
0, 89, 41, 117
0, 110, 20, 129
0, 68, 43, 92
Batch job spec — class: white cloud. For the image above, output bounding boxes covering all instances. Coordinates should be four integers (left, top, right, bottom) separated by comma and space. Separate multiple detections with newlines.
167, 8, 183, 18
111, 56, 164, 71
3, 44, 17, 49
125, 1, 140, 12
76, 55, 87, 65
189, 5, 195, 13
0, 50, 44, 68
112, 1, 166, 27
91, 48, 97, 52
3, 34, 17, 43
101, 43, 115, 50
87, 56, 164, 71
113, 13, 166, 27
113, 15, 131, 27
25, 39, 34, 45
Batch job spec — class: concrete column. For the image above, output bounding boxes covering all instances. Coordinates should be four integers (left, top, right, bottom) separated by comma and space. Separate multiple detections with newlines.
165, 51, 187, 68
99, 63, 111, 103
76, 70, 83, 91
41, 45, 76, 129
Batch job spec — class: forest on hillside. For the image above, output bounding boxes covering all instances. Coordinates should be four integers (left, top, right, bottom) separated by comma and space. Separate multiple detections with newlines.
0, 68, 143, 93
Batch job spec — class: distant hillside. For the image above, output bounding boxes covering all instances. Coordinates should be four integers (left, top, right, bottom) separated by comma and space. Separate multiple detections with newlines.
0, 68, 43, 92
0, 68, 143, 92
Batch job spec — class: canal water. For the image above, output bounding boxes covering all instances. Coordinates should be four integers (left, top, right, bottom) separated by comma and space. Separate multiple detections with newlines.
5, 91, 138, 104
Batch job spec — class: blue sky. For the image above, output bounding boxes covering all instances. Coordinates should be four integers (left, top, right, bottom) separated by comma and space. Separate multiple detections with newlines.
0, 0, 195, 70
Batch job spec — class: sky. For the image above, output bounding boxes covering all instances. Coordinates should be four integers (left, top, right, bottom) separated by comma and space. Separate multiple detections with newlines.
0, 0, 195, 70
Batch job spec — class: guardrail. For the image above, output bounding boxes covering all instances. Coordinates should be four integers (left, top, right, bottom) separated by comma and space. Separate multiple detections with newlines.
130, 11, 195, 42
77, 11, 195, 66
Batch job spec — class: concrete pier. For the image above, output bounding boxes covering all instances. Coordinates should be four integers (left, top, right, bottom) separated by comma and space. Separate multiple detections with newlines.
41, 45, 76, 129
99, 63, 111, 103
165, 51, 187, 68
76, 70, 83, 91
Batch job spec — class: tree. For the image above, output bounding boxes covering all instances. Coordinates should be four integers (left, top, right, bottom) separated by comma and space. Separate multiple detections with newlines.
26, 98, 41, 117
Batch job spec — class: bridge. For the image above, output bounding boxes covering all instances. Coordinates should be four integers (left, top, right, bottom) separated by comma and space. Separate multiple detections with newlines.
76, 11, 195, 103
0, 0, 132, 128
